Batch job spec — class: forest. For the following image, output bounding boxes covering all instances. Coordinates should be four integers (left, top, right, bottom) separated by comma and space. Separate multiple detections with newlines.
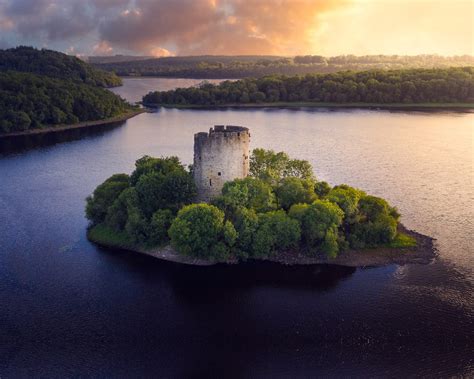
94, 54, 474, 79
86, 150, 409, 262
142, 67, 474, 106
1, 46, 122, 87
0, 47, 132, 134
0, 72, 132, 134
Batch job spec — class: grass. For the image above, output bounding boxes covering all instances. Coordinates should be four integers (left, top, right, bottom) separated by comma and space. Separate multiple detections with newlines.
153, 102, 474, 110
87, 224, 136, 250
387, 232, 417, 248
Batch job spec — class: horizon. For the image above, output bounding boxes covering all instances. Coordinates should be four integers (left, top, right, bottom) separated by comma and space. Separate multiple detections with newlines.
0, 0, 472, 57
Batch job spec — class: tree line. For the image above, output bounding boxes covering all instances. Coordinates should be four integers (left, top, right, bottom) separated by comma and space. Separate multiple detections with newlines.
86, 149, 406, 262
142, 67, 474, 105
0, 46, 122, 87
94, 54, 474, 79
0, 47, 133, 134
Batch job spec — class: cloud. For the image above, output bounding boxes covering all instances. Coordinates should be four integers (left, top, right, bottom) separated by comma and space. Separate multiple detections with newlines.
93, 40, 114, 55
97, 0, 347, 55
0, 0, 471, 56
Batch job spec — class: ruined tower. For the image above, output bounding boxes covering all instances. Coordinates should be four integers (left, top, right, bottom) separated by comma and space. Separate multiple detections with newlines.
193, 125, 250, 202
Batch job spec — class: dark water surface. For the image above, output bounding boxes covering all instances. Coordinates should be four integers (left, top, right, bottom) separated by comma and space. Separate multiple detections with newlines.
1, 79, 473, 377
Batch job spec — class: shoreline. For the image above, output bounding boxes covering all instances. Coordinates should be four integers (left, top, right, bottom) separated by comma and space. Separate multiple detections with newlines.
0, 109, 147, 139
145, 102, 474, 112
88, 224, 436, 268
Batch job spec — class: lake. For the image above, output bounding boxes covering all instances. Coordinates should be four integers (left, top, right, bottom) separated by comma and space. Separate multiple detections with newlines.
0, 78, 473, 377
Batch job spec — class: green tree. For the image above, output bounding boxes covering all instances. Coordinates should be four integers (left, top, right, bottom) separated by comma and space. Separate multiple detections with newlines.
135, 169, 196, 217
221, 177, 276, 213
85, 174, 130, 225
148, 209, 175, 246
349, 195, 398, 247
275, 177, 316, 210
289, 200, 344, 257
251, 210, 301, 258
168, 204, 237, 261
250, 148, 314, 183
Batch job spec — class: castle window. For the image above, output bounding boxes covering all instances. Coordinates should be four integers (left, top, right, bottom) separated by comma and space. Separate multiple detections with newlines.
209, 179, 212, 186
237, 132, 240, 137
218, 172, 221, 176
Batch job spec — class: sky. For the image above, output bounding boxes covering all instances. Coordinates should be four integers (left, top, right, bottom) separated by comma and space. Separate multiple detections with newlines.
0, 0, 472, 57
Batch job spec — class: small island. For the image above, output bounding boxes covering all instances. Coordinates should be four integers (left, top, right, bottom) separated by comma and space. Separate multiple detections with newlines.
86, 125, 436, 267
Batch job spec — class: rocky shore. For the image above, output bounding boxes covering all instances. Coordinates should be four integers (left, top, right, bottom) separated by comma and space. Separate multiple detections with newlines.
90, 224, 436, 268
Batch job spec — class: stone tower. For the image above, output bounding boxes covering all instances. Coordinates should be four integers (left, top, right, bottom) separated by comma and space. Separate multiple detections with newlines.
193, 125, 250, 202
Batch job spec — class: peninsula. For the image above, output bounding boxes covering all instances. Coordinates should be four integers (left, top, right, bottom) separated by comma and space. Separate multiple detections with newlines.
86, 125, 436, 267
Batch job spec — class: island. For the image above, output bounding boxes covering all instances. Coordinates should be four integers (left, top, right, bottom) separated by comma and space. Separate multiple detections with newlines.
142, 67, 474, 111
86, 125, 436, 267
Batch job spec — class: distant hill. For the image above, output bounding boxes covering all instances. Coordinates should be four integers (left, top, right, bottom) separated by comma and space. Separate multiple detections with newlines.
0, 46, 122, 87
0, 47, 133, 135
93, 54, 474, 79
87, 55, 154, 64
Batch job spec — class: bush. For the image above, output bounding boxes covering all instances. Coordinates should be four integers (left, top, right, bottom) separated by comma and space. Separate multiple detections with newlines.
135, 169, 196, 217
168, 204, 237, 261
275, 177, 316, 210
250, 148, 314, 183
85, 174, 130, 225
251, 210, 301, 258
349, 195, 398, 247
221, 177, 276, 212
231, 207, 259, 257
148, 209, 175, 246
289, 200, 344, 257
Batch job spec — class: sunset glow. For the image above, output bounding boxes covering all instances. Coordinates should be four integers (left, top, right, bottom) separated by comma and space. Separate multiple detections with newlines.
0, 0, 472, 56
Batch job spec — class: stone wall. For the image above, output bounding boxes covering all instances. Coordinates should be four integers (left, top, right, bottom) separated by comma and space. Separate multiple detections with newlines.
193, 125, 250, 202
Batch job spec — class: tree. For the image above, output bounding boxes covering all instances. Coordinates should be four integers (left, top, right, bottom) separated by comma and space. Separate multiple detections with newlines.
148, 209, 175, 246
221, 177, 276, 212
251, 210, 301, 258
85, 174, 130, 225
231, 207, 259, 258
314, 181, 331, 197
135, 169, 196, 217
250, 148, 314, 183
168, 204, 237, 261
349, 195, 398, 247
275, 177, 316, 210
289, 200, 344, 257
327, 185, 365, 223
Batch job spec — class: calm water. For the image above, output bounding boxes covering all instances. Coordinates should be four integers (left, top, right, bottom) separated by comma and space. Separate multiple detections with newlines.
111, 77, 225, 103
1, 79, 473, 377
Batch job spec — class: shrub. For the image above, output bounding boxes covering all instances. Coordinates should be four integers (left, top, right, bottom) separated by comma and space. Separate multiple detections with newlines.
85, 174, 130, 225
289, 200, 344, 257
221, 177, 276, 212
251, 210, 301, 258
148, 209, 175, 246
275, 177, 316, 210
168, 204, 237, 261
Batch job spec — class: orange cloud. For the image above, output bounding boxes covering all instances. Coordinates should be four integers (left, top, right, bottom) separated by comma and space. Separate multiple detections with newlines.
99, 0, 348, 56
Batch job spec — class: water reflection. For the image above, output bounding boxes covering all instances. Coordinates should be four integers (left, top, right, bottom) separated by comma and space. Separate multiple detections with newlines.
0, 121, 126, 155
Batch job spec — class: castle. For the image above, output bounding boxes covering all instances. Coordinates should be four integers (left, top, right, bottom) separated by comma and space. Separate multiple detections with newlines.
193, 125, 250, 202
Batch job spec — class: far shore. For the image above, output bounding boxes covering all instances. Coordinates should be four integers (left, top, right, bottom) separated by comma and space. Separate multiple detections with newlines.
144, 102, 474, 112
0, 109, 147, 139
88, 224, 436, 268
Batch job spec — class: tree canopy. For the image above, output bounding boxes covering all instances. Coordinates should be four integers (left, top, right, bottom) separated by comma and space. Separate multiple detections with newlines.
0, 47, 132, 134
94, 54, 474, 79
0, 46, 121, 87
143, 67, 474, 106
86, 149, 406, 262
